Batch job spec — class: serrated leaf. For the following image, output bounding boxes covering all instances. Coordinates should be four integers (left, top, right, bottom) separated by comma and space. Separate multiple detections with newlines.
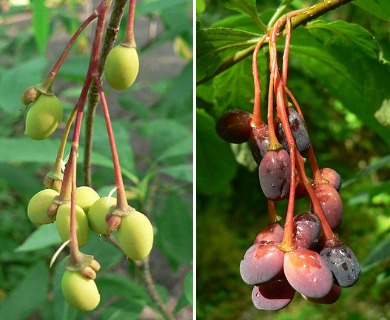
224, 0, 265, 30
0, 262, 49, 320
31, 0, 50, 54
196, 109, 237, 194
197, 27, 260, 83
361, 237, 390, 272
306, 20, 380, 60
15, 223, 62, 252
353, 0, 390, 22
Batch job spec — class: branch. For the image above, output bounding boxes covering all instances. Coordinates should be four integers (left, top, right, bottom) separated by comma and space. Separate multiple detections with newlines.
196, 0, 353, 85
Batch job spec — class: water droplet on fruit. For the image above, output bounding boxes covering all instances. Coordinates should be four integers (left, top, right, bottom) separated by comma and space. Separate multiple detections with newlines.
313, 277, 318, 283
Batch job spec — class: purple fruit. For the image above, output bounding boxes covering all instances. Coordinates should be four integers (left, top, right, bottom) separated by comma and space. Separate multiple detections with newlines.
215, 110, 252, 144
293, 212, 321, 249
249, 124, 269, 164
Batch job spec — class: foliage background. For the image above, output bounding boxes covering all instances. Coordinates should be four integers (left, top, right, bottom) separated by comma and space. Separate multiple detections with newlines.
0, 0, 193, 319
196, 0, 390, 319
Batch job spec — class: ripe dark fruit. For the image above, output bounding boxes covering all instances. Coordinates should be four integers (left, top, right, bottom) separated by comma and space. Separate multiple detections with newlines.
313, 183, 343, 230
293, 212, 321, 249
259, 149, 291, 200
117, 211, 154, 260
284, 248, 333, 299
56, 204, 89, 247
319, 168, 342, 191
215, 110, 252, 144
252, 277, 295, 310
254, 223, 284, 243
240, 241, 285, 285
302, 283, 341, 304
61, 270, 100, 311
25, 94, 63, 140
27, 189, 59, 225
105, 44, 139, 90
276, 107, 310, 154
249, 124, 270, 164
320, 244, 360, 288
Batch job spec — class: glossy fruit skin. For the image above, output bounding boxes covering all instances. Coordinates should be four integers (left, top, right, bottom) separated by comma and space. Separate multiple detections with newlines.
319, 168, 342, 191
87, 197, 117, 235
284, 248, 333, 299
320, 244, 360, 288
302, 283, 341, 304
293, 212, 321, 249
117, 211, 154, 260
215, 110, 252, 144
75, 186, 100, 213
276, 107, 310, 154
27, 189, 59, 225
313, 183, 343, 230
259, 149, 291, 200
249, 124, 269, 164
252, 277, 295, 311
240, 241, 285, 285
25, 94, 63, 140
56, 204, 89, 247
61, 270, 100, 311
254, 223, 284, 243
105, 44, 139, 90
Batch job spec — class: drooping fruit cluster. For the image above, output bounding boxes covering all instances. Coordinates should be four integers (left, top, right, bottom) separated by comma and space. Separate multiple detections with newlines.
22, 0, 154, 312
215, 13, 360, 311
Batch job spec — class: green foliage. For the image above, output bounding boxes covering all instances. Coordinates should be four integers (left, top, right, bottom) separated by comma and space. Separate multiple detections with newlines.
0, 0, 192, 318
197, 0, 390, 319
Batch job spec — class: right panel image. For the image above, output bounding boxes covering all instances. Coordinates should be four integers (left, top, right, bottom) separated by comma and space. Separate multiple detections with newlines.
196, 1, 390, 319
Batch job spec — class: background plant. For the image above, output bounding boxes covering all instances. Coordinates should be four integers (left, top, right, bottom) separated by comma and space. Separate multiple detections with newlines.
196, 0, 390, 319
0, 0, 193, 319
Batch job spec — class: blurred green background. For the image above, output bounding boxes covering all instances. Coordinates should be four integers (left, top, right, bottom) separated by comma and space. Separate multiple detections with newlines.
196, 0, 390, 319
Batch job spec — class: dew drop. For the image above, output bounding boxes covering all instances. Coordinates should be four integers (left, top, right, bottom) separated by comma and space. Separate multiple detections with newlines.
313, 277, 318, 283
256, 292, 260, 298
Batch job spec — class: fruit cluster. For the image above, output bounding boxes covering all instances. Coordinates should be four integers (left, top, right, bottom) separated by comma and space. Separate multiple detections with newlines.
22, 0, 153, 312
215, 13, 360, 311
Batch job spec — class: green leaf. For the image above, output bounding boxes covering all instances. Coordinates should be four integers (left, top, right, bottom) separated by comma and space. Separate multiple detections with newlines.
223, 0, 265, 30
196, 28, 260, 83
0, 57, 48, 112
158, 164, 193, 183
306, 20, 380, 60
15, 223, 61, 252
374, 99, 390, 127
184, 270, 193, 308
0, 262, 49, 320
99, 300, 144, 320
196, 109, 237, 194
156, 195, 193, 266
361, 237, 390, 272
196, 0, 206, 15
155, 136, 193, 163
31, 0, 50, 54
353, 0, 390, 22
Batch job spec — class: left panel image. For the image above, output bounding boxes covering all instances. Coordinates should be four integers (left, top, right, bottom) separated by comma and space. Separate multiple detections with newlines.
0, 0, 193, 319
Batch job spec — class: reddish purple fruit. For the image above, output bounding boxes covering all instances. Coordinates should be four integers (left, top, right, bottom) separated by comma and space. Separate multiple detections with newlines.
254, 223, 284, 243
252, 277, 295, 310
313, 184, 343, 230
249, 124, 269, 164
319, 168, 342, 191
276, 107, 310, 154
293, 212, 321, 249
215, 110, 252, 144
284, 248, 333, 299
259, 149, 291, 201
302, 283, 342, 304
240, 241, 285, 285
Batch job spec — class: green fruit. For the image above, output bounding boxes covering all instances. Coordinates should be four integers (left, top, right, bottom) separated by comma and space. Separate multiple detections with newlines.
25, 94, 63, 140
27, 189, 59, 225
56, 204, 89, 247
117, 211, 154, 260
75, 186, 100, 213
87, 197, 117, 235
61, 270, 100, 311
104, 44, 139, 90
